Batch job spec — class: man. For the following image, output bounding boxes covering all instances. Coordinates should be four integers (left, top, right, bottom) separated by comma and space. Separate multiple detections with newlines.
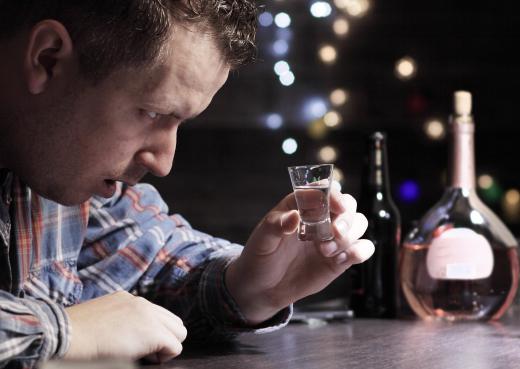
0, 1, 374, 367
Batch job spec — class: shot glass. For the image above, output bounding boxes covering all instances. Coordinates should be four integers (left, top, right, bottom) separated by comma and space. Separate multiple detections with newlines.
288, 164, 334, 242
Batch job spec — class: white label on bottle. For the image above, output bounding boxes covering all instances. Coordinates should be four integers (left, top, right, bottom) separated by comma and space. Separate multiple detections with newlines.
426, 228, 494, 280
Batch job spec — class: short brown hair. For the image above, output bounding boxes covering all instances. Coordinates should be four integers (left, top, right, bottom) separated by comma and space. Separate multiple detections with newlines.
0, 0, 258, 81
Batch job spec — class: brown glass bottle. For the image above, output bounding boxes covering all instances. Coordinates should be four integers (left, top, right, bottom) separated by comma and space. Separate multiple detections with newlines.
350, 132, 401, 318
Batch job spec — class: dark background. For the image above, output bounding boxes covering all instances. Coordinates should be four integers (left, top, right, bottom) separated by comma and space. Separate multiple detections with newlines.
145, 0, 520, 305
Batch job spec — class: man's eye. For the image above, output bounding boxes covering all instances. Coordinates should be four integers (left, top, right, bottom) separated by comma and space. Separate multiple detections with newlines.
146, 111, 160, 120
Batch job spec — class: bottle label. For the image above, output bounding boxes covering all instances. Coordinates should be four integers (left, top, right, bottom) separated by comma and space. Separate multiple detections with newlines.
426, 228, 494, 280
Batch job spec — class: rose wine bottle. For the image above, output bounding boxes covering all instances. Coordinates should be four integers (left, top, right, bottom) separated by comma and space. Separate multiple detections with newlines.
350, 132, 401, 318
400, 91, 519, 321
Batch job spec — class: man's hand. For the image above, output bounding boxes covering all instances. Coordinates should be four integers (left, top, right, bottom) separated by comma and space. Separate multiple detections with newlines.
226, 190, 375, 324
64, 291, 187, 363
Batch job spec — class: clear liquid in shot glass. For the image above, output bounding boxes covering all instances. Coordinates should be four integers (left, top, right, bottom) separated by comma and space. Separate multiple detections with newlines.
294, 184, 333, 241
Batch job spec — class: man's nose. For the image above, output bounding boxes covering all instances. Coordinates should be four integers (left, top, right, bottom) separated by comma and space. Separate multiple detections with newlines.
135, 128, 177, 177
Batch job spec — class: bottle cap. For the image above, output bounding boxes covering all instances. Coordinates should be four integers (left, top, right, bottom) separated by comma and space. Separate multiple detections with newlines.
454, 91, 472, 116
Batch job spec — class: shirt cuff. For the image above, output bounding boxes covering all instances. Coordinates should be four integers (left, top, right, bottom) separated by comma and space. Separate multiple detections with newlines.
21, 296, 71, 360
198, 255, 292, 334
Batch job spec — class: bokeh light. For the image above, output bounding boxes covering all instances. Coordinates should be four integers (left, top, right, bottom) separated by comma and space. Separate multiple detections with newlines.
399, 180, 421, 203
478, 174, 494, 190
318, 146, 338, 163
323, 111, 342, 128
282, 138, 298, 155
424, 119, 445, 140
274, 60, 290, 76
330, 88, 349, 106
274, 12, 291, 28
333, 18, 350, 36
395, 57, 417, 80
265, 113, 283, 130
319, 45, 337, 64
310, 1, 332, 18
258, 12, 274, 27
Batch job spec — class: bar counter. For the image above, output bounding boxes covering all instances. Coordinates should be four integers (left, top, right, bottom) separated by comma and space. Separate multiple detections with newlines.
147, 312, 520, 369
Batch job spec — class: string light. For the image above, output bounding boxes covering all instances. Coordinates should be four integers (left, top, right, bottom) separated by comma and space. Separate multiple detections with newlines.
395, 57, 417, 80
274, 60, 290, 76
303, 98, 328, 120
272, 40, 289, 56
333, 18, 350, 37
319, 44, 337, 64
424, 119, 445, 140
478, 174, 494, 190
307, 119, 328, 140
266, 113, 283, 130
282, 138, 298, 155
323, 111, 342, 128
335, 0, 371, 17
399, 180, 421, 203
333, 167, 344, 183
329, 88, 349, 106
258, 12, 274, 27
318, 146, 338, 162
274, 12, 292, 28
310, 1, 332, 18
279, 71, 295, 86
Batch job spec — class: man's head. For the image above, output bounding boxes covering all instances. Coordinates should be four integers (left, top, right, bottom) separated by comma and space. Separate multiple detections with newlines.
0, 0, 258, 205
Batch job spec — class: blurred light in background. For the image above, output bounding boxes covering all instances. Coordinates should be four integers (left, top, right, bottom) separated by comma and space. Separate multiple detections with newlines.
318, 146, 338, 162
323, 110, 342, 128
424, 119, 445, 140
333, 18, 350, 37
272, 39, 289, 56
399, 180, 421, 203
307, 119, 328, 139
258, 12, 274, 27
329, 88, 349, 106
395, 57, 417, 80
274, 12, 292, 28
335, 0, 371, 17
282, 138, 298, 155
478, 174, 502, 204
333, 167, 345, 184
310, 1, 333, 18
274, 60, 291, 76
303, 98, 328, 120
279, 71, 295, 86
265, 113, 283, 130
503, 189, 520, 223
478, 174, 494, 190
319, 44, 338, 64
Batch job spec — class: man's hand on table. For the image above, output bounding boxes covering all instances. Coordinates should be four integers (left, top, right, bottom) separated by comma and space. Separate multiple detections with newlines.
64, 291, 187, 363
225, 190, 375, 325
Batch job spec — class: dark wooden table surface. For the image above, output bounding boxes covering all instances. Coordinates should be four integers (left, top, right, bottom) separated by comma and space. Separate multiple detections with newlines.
140, 310, 520, 369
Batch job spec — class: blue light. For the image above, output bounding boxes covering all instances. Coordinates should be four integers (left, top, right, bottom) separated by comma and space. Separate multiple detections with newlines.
259, 12, 274, 27
266, 113, 283, 129
399, 180, 421, 203
302, 98, 328, 120
273, 39, 289, 56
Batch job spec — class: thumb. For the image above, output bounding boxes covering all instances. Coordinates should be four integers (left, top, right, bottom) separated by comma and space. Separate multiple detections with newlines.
247, 210, 300, 255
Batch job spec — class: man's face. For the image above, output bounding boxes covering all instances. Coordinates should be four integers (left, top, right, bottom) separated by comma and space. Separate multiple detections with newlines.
7, 24, 230, 205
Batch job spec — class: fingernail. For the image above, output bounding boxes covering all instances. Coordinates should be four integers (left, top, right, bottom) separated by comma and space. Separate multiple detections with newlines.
321, 242, 338, 256
336, 219, 349, 235
335, 252, 348, 264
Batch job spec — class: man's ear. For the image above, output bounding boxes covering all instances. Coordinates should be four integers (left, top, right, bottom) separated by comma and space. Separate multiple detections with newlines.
24, 20, 74, 95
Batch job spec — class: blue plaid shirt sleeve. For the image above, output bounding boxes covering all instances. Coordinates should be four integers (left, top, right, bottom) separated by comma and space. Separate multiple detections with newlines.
79, 182, 291, 341
0, 290, 70, 367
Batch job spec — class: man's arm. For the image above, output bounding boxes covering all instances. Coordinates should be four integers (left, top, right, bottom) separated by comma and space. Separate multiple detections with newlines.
79, 183, 290, 343
0, 290, 69, 368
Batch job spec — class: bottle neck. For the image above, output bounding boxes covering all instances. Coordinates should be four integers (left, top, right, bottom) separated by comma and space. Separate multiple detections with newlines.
450, 116, 476, 190
366, 136, 392, 196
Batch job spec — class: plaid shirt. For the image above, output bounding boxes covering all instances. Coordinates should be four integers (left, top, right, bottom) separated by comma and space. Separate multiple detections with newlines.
0, 171, 291, 369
